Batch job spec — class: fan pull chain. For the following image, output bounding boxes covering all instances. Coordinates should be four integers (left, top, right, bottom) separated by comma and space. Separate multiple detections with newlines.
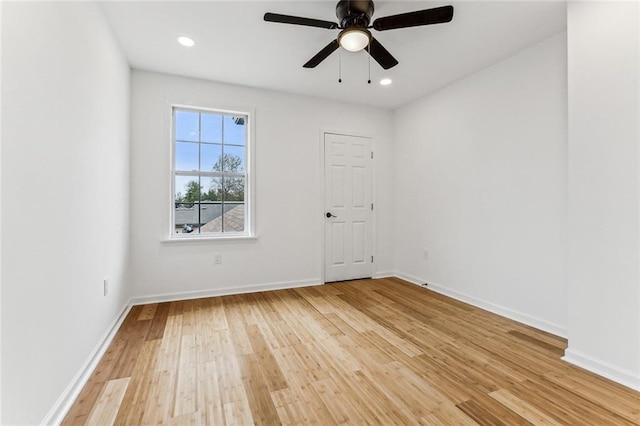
367, 44, 371, 84
338, 48, 342, 83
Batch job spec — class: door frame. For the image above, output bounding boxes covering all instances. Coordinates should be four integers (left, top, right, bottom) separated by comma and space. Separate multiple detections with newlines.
319, 129, 377, 284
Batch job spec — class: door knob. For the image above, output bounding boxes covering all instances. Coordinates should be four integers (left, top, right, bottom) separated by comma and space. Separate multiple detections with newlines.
326, 212, 337, 218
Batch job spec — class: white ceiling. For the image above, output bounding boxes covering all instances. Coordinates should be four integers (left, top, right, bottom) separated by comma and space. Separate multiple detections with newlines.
101, 1, 566, 109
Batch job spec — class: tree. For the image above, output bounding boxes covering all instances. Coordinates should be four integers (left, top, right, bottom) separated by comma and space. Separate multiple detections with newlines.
210, 153, 244, 201
213, 153, 241, 173
175, 180, 201, 203
184, 180, 201, 202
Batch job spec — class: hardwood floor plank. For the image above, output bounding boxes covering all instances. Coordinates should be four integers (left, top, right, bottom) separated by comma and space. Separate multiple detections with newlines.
346, 370, 418, 425
227, 294, 262, 325
216, 355, 254, 424
507, 330, 565, 357
156, 314, 183, 372
239, 354, 279, 425
419, 402, 479, 426
275, 344, 330, 384
197, 360, 225, 425
310, 377, 367, 424
306, 336, 362, 374
542, 370, 640, 424
237, 353, 283, 425
167, 300, 184, 317
140, 369, 176, 425
507, 377, 637, 425
85, 377, 130, 426
61, 382, 107, 426
109, 317, 153, 380
113, 339, 161, 425
137, 303, 158, 321
489, 389, 563, 425
63, 278, 640, 425
168, 410, 206, 426
206, 296, 230, 331
245, 324, 288, 392
270, 384, 334, 425
174, 335, 197, 417
456, 398, 515, 426
61, 340, 127, 425
146, 302, 171, 341
536, 375, 638, 425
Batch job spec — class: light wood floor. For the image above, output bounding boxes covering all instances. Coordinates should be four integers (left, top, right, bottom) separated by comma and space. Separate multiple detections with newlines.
63, 278, 640, 425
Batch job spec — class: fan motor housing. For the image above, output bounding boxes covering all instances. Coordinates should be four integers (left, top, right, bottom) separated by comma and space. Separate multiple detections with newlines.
336, 0, 374, 28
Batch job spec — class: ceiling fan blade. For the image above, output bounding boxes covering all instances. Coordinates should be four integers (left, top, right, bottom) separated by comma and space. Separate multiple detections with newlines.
303, 40, 340, 68
368, 37, 398, 70
264, 12, 338, 30
372, 5, 454, 31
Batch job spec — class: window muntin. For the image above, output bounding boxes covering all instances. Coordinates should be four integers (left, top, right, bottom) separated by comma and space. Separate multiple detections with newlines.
172, 107, 249, 237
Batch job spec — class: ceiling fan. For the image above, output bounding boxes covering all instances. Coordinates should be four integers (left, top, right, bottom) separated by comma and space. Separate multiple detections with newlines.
264, 1, 454, 70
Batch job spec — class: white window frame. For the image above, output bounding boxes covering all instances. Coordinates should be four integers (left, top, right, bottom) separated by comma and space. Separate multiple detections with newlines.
168, 104, 255, 241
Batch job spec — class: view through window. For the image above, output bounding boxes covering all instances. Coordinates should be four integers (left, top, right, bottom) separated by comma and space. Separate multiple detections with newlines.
173, 107, 249, 236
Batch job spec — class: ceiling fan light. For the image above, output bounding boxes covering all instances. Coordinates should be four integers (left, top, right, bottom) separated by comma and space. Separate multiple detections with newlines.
338, 29, 371, 52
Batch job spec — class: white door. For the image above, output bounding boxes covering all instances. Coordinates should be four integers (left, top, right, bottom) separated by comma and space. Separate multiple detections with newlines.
324, 133, 373, 282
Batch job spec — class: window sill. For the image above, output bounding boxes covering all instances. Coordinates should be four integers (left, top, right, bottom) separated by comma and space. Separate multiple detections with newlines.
162, 235, 258, 243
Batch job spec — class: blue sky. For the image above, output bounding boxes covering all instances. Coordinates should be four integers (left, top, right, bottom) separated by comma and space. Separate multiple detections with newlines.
175, 110, 246, 172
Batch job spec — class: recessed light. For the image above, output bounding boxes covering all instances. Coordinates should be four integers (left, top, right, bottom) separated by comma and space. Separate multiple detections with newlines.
177, 36, 195, 47
380, 78, 392, 86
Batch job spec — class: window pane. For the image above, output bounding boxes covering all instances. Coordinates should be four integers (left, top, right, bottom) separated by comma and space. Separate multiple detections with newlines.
222, 202, 245, 233
199, 202, 222, 233
174, 176, 200, 234
201, 143, 222, 172
201, 113, 222, 143
223, 176, 245, 202
202, 177, 223, 202
224, 115, 246, 145
174, 205, 198, 234
175, 142, 199, 171
175, 175, 201, 202
175, 110, 199, 142
223, 145, 245, 172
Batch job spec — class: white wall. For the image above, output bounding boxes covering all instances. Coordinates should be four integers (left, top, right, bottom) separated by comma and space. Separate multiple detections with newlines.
393, 33, 568, 335
1, 3, 131, 424
565, 1, 640, 390
129, 71, 393, 300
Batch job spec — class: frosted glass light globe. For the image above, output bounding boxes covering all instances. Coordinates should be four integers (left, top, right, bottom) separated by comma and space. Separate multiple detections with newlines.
339, 29, 370, 52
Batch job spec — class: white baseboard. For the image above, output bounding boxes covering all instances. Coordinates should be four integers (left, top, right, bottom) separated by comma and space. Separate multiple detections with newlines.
394, 272, 567, 338
373, 271, 396, 279
563, 348, 640, 392
41, 302, 132, 426
129, 278, 321, 306
394, 272, 426, 286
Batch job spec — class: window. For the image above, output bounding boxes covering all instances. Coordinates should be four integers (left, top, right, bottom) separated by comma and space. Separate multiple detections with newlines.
172, 106, 250, 237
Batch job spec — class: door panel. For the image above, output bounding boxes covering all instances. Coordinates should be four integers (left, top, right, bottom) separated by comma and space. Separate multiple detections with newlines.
324, 133, 373, 282
331, 165, 346, 207
331, 222, 345, 265
352, 221, 366, 264
352, 167, 365, 207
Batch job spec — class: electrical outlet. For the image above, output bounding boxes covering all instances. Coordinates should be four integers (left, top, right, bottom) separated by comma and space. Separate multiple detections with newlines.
214, 254, 222, 265
423, 249, 428, 260
103, 278, 109, 296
